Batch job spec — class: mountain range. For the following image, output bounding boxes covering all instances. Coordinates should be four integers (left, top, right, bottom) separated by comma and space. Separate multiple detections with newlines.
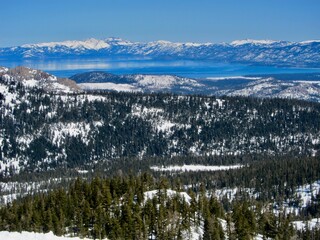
1, 37, 320, 67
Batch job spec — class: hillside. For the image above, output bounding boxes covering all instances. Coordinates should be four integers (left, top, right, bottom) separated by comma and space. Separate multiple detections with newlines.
1, 67, 320, 176
0, 66, 80, 94
71, 71, 205, 94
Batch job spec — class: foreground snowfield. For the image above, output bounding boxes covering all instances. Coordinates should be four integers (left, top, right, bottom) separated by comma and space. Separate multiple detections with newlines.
0, 231, 277, 240
0, 231, 107, 240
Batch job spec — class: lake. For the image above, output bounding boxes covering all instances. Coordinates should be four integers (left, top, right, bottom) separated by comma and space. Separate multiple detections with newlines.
1, 58, 319, 78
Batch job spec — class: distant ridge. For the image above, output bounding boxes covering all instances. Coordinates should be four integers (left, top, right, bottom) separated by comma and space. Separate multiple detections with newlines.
16, 37, 320, 49
1, 37, 320, 67
71, 70, 320, 102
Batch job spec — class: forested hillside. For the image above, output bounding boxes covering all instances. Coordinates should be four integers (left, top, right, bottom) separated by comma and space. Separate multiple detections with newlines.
1, 67, 320, 239
1, 73, 320, 175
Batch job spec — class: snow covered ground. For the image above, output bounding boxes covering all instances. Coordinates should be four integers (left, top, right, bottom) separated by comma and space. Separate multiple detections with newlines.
214, 187, 259, 202
0, 178, 72, 205
144, 189, 191, 204
0, 220, 312, 240
150, 164, 243, 172
0, 231, 107, 240
292, 218, 320, 231
213, 180, 320, 218
78, 82, 140, 92
0, 82, 20, 108
294, 180, 320, 208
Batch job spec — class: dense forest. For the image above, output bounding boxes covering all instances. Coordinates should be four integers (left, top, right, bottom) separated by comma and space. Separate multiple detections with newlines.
0, 174, 311, 240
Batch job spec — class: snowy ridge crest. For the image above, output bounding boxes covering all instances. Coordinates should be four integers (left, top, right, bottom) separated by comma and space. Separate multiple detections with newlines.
231, 39, 279, 46
0, 66, 80, 93
22, 38, 111, 50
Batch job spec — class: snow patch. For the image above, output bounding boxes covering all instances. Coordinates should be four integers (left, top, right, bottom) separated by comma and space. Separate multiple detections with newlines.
294, 180, 320, 208
0, 83, 19, 108
0, 67, 8, 73
144, 189, 191, 204
300, 40, 320, 44
150, 164, 243, 172
77, 170, 89, 174
292, 218, 320, 231
49, 121, 103, 146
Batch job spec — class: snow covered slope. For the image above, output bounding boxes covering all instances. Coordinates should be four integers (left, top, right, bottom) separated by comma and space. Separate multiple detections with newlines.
0, 66, 80, 93
73, 71, 204, 93
1, 37, 320, 67
217, 77, 320, 102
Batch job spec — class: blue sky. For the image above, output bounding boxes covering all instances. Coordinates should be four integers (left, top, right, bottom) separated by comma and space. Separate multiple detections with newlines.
1, 0, 319, 47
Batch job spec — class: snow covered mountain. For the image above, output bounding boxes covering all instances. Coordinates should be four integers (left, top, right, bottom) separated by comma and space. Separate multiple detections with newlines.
1, 37, 320, 67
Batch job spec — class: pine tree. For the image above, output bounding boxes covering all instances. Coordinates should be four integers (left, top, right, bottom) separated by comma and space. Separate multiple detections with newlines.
232, 202, 256, 240
203, 216, 223, 240
43, 209, 53, 233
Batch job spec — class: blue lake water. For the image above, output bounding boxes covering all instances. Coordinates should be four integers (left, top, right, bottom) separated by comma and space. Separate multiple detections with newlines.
1, 58, 320, 78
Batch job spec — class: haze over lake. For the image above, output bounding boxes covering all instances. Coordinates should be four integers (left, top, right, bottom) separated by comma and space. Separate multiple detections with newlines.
1, 58, 319, 79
